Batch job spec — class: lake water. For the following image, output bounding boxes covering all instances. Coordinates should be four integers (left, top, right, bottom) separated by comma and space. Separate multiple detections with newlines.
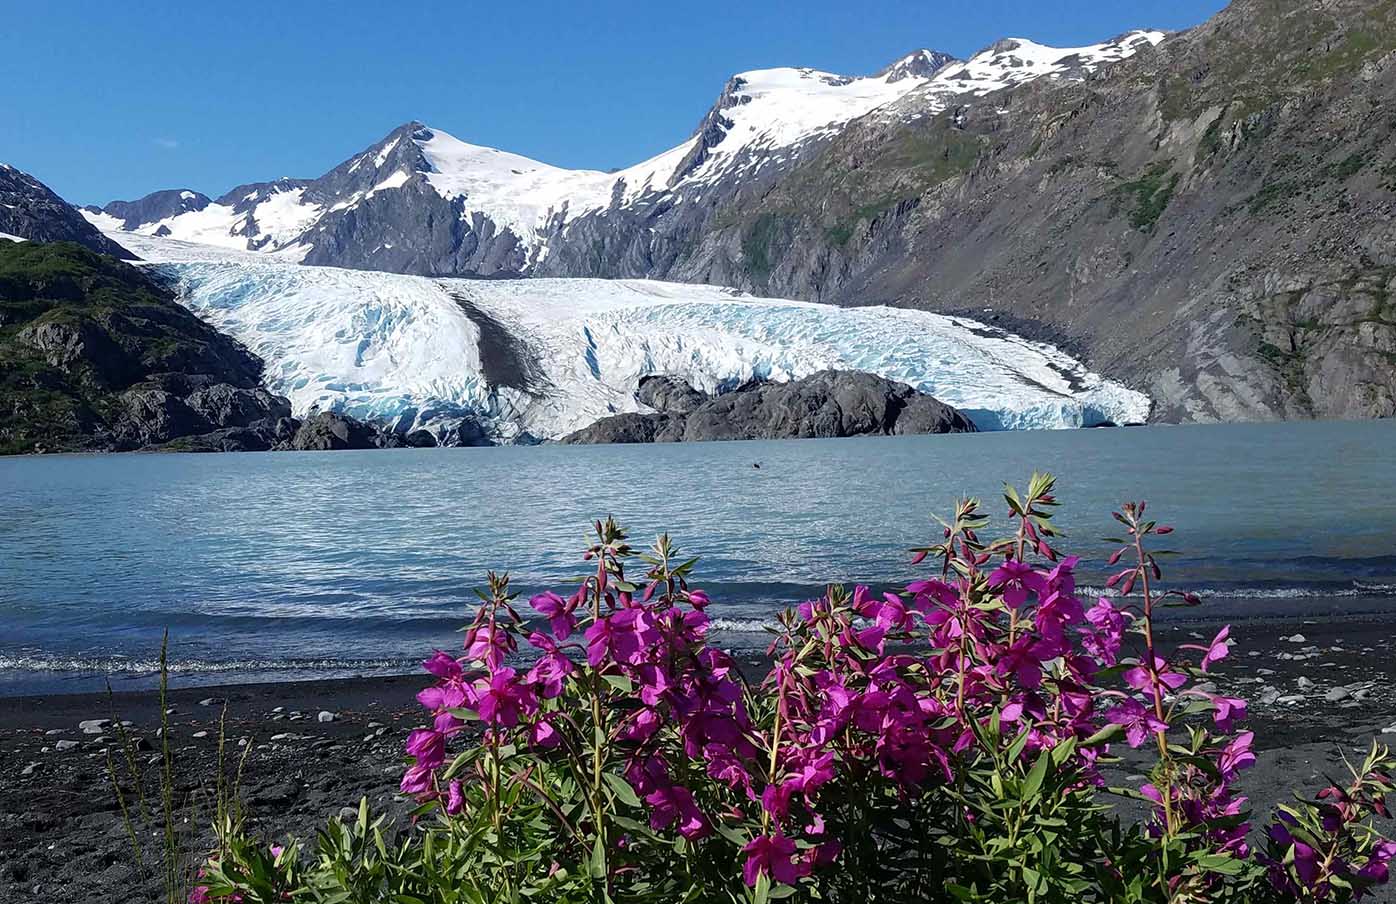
2, 420, 1394, 696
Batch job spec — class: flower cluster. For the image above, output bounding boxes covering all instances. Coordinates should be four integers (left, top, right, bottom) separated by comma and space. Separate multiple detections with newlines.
199, 475, 1396, 904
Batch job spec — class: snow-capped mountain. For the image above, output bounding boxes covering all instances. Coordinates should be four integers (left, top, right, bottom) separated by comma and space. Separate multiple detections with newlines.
116, 232, 1150, 440
86, 31, 1165, 277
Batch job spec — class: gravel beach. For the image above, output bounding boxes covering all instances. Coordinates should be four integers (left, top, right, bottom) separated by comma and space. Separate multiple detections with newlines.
2, 617, 1394, 903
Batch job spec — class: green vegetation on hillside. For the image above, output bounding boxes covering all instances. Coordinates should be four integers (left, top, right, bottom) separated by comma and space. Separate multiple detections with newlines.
0, 241, 259, 454
1116, 164, 1181, 231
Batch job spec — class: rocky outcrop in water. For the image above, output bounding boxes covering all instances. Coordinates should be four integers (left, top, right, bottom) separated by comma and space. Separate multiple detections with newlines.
561, 371, 976, 444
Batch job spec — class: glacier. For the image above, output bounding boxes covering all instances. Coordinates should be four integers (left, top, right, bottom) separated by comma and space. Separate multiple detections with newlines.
126, 234, 1151, 439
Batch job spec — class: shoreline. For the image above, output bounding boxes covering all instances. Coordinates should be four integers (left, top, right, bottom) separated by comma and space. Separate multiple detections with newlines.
5, 602, 1396, 699
2, 616, 1394, 902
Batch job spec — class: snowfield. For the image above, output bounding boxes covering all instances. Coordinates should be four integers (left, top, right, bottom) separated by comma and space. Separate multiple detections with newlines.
123, 235, 1151, 440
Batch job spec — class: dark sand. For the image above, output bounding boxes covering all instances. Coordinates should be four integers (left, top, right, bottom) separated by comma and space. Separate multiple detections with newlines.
2, 619, 1394, 903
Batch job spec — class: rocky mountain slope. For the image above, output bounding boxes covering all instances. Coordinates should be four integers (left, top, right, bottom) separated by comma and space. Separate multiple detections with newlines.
594, 0, 1396, 423
561, 372, 977, 444
0, 240, 399, 454
0, 165, 133, 259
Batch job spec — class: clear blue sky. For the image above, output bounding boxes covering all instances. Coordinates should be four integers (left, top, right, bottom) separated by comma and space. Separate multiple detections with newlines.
0, 0, 1227, 206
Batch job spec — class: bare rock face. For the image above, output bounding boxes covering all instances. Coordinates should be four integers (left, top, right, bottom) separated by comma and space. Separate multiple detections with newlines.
185, 385, 292, 429
16, 318, 133, 386
636, 375, 708, 415
287, 411, 384, 451
0, 164, 134, 259
560, 412, 686, 445
561, 371, 976, 444
114, 389, 207, 447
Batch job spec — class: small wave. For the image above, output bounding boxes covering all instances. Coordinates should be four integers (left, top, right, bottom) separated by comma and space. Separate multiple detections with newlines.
0, 655, 417, 675
708, 618, 778, 635
1078, 581, 1396, 601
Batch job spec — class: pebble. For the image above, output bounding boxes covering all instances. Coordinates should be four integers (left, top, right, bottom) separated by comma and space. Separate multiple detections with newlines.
270, 733, 297, 742
20, 762, 41, 776
1256, 668, 1275, 676
198, 698, 225, 707
318, 711, 338, 723
44, 728, 66, 736
1297, 677, 1314, 689
338, 806, 358, 823
1324, 687, 1351, 702
192, 731, 209, 739
271, 706, 285, 714
1278, 695, 1305, 705
1282, 634, 1308, 643
54, 740, 80, 751
1382, 725, 1396, 735
78, 719, 111, 734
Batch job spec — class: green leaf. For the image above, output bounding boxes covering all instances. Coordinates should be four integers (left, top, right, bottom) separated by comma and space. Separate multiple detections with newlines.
589, 832, 607, 878
603, 674, 634, 693
602, 772, 642, 808
1021, 749, 1051, 801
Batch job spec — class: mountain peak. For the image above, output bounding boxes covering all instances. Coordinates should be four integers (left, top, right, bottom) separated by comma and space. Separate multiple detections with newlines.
877, 49, 958, 82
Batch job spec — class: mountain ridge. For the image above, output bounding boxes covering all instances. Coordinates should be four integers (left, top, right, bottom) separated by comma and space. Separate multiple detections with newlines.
83, 30, 1166, 276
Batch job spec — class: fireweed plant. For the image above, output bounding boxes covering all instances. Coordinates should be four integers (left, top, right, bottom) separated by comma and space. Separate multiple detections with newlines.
196, 474, 1395, 903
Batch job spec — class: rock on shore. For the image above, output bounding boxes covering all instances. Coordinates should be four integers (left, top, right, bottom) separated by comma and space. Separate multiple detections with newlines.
561, 371, 977, 444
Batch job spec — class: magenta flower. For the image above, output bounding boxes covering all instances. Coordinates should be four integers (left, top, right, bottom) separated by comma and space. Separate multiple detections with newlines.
646, 783, 708, 839
987, 560, 1036, 609
188, 887, 211, 904
471, 667, 536, 727
997, 636, 1051, 689
417, 680, 467, 713
464, 623, 513, 668
1082, 598, 1129, 666
742, 833, 808, 886
1107, 698, 1169, 748
584, 608, 655, 666
525, 632, 575, 698
400, 763, 434, 795
1123, 656, 1188, 696
1207, 693, 1247, 732
687, 589, 710, 610
422, 650, 463, 680
1181, 625, 1231, 672
446, 780, 465, 815
530, 719, 561, 749
1359, 840, 1396, 883
530, 591, 578, 640
1218, 730, 1256, 780
405, 728, 446, 769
